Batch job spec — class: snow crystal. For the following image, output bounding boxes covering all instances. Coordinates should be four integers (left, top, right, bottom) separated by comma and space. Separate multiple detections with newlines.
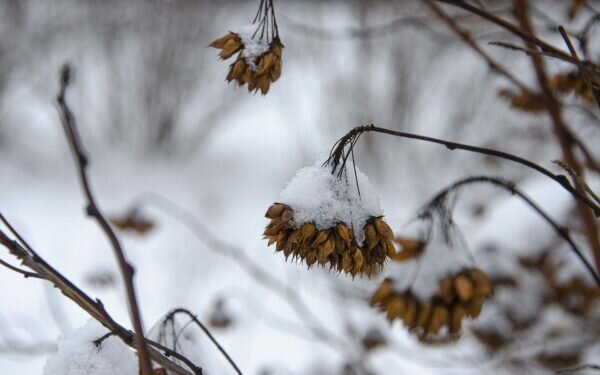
237, 24, 270, 70
43, 320, 137, 375
279, 160, 383, 243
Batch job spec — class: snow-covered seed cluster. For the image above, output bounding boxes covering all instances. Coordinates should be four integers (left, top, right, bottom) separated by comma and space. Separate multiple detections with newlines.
370, 268, 493, 341
210, 31, 283, 95
263, 203, 396, 277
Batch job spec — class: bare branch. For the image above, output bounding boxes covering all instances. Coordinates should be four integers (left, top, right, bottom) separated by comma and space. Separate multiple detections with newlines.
163, 308, 242, 375
423, 0, 532, 93
422, 175, 600, 286
55, 64, 152, 374
327, 125, 600, 217
0, 221, 200, 375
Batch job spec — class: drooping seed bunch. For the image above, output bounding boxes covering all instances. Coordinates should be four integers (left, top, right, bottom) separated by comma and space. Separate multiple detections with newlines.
210, 0, 283, 95
263, 203, 396, 277
210, 32, 283, 95
370, 268, 493, 341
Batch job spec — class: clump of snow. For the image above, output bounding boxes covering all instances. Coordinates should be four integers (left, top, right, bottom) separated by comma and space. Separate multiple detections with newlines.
279, 160, 383, 242
237, 24, 270, 70
43, 320, 137, 375
388, 243, 474, 301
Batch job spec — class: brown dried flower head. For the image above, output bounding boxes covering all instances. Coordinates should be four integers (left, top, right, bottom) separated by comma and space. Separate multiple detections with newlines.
263, 203, 396, 277
209, 0, 283, 95
370, 268, 493, 342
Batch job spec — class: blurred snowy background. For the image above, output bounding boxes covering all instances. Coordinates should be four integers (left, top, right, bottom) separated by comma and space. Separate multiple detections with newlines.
0, 0, 599, 374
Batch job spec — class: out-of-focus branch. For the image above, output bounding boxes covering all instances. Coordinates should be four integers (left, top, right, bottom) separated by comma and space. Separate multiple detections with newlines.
558, 25, 600, 111
0, 221, 199, 375
513, 0, 600, 277
423, 0, 532, 93
132, 192, 348, 350
422, 175, 600, 286
0, 341, 56, 355
56, 65, 152, 374
163, 308, 242, 375
433, 0, 577, 65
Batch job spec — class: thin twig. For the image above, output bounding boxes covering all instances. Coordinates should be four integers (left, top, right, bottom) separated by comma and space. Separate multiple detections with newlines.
424, 176, 600, 286
165, 308, 242, 375
513, 0, 600, 280
556, 363, 600, 374
558, 25, 600, 113
327, 125, 600, 217
55, 64, 152, 374
434, 0, 578, 65
423, 0, 532, 94
0, 258, 41, 279
0, 224, 199, 375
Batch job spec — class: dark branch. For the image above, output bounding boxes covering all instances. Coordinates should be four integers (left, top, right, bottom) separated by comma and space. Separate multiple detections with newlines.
56, 64, 153, 374
164, 308, 242, 375
327, 125, 600, 217
0, 258, 41, 279
422, 176, 600, 286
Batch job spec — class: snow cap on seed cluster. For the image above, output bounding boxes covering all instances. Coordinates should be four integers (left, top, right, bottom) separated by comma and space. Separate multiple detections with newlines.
279, 159, 383, 242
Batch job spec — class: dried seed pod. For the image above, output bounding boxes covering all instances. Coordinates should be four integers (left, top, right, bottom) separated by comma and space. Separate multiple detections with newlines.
403, 295, 418, 329
386, 295, 407, 321
342, 252, 353, 273
300, 223, 316, 243
427, 304, 449, 335
374, 218, 393, 240
311, 230, 329, 248
219, 38, 243, 60
439, 276, 456, 305
364, 224, 379, 250
265, 203, 286, 219
336, 223, 352, 247
320, 238, 335, 259
263, 203, 395, 276
305, 249, 318, 267
392, 237, 425, 261
256, 75, 271, 95
370, 279, 394, 306
209, 32, 237, 49
467, 268, 493, 297
449, 304, 467, 335
454, 274, 475, 302
416, 303, 433, 328
256, 52, 276, 76
270, 59, 282, 81
351, 249, 364, 276
227, 58, 247, 82
465, 296, 484, 318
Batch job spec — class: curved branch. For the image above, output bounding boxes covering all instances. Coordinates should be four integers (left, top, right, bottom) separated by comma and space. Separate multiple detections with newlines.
0, 257, 41, 279
423, 175, 600, 286
327, 125, 600, 217
55, 65, 152, 374
165, 308, 242, 375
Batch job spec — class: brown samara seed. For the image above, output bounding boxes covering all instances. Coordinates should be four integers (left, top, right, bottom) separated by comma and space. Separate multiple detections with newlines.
263, 203, 396, 276
454, 274, 475, 302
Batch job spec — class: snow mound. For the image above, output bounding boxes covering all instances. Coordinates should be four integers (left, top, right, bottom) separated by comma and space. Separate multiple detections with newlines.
388, 240, 473, 301
279, 160, 383, 242
238, 24, 270, 70
43, 320, 137, 375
